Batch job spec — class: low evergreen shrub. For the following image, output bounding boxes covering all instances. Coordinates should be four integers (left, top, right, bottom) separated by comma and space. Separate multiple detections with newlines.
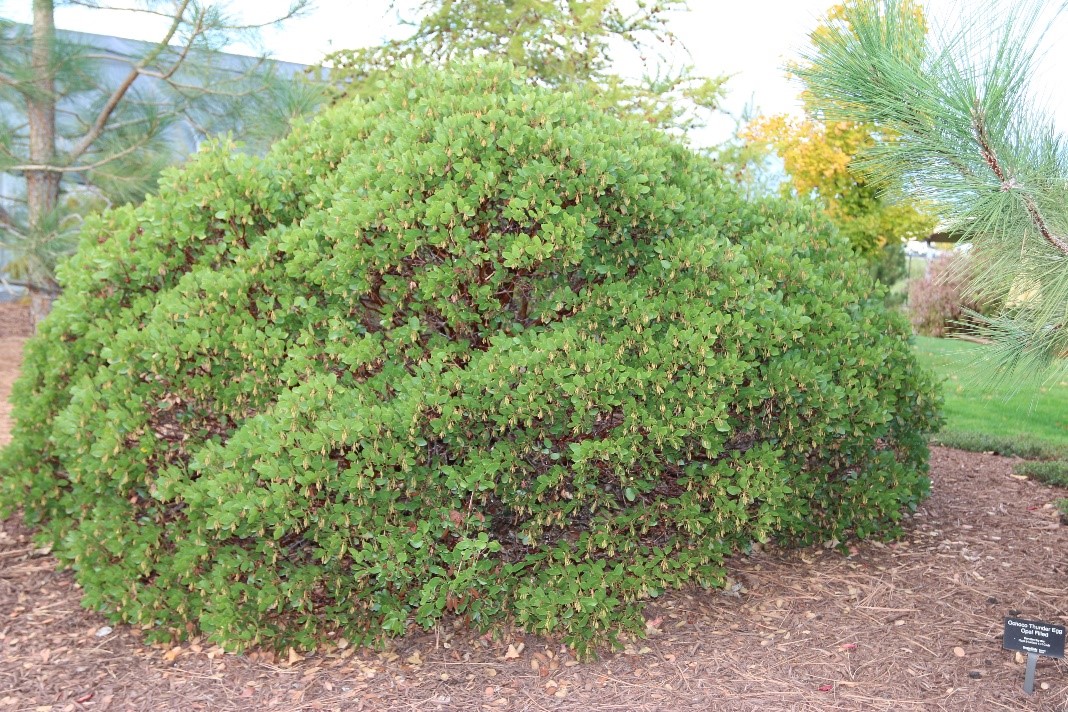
1014, 460, 1068, 488
930, 431, 1068, 461
0, 62, 940, 655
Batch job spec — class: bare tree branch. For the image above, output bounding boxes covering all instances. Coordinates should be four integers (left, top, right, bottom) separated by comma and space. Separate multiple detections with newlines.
61, 0, 186, 20
66, 0, 192, 164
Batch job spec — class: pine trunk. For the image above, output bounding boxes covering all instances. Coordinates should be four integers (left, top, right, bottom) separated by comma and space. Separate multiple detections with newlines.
25, 0, 60, 329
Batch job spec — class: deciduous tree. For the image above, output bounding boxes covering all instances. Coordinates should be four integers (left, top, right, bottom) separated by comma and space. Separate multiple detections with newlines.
320, 0, 726, 133
744, 2, 935, 287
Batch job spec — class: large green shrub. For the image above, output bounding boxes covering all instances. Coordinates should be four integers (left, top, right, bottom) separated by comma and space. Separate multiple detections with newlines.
0, 63, 940, 655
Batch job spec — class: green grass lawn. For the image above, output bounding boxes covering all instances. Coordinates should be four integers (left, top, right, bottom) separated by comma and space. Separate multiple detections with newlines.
912, 335, 1068, 452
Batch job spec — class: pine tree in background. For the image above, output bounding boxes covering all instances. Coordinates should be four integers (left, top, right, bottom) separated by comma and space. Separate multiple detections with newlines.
795, 0, 1068, 376
0, 1, 317, 326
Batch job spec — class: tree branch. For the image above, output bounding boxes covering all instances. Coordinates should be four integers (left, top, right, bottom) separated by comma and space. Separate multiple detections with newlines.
61, 0, 185, 20
66, 0, 192, 164
14, 135, 155, 173
142, 12, 203, 83
0, 277, 61, 295
970, 108, 1068, 257
64, 112, 163, 135
155, 72, 266, 97
214, 3, 310, 32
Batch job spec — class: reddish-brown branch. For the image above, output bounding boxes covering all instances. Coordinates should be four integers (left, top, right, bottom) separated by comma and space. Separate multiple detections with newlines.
971, 108, 1068, 257
1021, 195, 1068, 255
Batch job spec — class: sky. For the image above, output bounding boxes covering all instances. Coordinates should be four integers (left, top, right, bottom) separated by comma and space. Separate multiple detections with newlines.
2, 0, 1067, 147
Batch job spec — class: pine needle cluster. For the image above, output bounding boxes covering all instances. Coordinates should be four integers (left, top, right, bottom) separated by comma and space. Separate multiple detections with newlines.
796, 0, 1068, 377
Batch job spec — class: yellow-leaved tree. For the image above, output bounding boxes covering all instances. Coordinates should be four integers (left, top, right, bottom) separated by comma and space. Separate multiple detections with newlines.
745, 1, 935, 288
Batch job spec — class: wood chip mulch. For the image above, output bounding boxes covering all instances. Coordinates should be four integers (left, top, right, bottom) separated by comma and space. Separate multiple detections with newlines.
1, 337, 1066, 711
0, 305, 32, 339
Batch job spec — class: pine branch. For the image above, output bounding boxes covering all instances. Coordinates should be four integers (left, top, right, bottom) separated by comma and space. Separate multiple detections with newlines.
156, 74, 267, 98
0, 277, 61, 295
14, 135, 156, 173
138, 13, 203, 83
0, 204, 20, 233
970, 106, 1068, 257
211, 1, 311, 32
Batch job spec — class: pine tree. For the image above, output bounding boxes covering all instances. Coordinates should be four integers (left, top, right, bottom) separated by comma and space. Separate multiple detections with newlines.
0, 1, 315, 325
795, 0, 1068, 376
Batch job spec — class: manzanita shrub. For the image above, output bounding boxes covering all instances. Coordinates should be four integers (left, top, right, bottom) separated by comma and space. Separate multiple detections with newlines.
0, 63, 940, 656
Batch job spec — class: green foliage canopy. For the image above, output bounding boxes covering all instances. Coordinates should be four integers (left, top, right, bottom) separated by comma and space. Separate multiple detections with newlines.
320, 0, 726, 132
1, 62, 939, 655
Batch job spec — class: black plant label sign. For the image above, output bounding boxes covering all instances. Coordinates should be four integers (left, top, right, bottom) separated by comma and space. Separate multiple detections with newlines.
1003, 618, 1066, 659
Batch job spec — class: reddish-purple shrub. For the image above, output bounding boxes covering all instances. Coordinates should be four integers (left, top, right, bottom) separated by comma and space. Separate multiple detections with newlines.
908, 253, 989, 337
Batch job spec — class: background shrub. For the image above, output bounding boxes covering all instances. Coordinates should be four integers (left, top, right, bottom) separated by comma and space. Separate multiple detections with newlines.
908, 252, 993, 337
0, 62, 940, 655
